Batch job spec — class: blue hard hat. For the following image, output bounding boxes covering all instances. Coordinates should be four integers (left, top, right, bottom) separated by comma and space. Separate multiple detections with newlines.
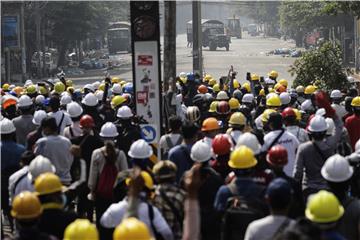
123, 83, 133, 94
187, 72, 195, 81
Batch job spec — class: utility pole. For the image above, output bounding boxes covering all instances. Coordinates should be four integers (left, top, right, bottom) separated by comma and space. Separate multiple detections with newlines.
192, 1, 202, 76
163, 1, 176, 92
20, 2, 27, 82
35, 2, 42, 79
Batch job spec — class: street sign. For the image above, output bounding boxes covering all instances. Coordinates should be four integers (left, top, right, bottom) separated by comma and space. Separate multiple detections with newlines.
2, 15, 20, 48
140, 124, 157, 143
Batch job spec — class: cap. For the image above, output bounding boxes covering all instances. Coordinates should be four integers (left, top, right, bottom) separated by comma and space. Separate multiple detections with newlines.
266, 178, 293, 206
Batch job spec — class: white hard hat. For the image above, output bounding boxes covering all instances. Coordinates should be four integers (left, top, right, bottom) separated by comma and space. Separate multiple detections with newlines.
24, 79, 33, 87
84, 84, 95, 93
128, 139, 153, 159
28, 155, 56, 180
112, 83, 122, 94
117, 106, 133, 118
82, 93, 98, 107
236, 132, 261, 154
32, 110, 47, 125
308, 115, 328, 132
190, 140, 212, 162
99, 122, 118, 138
325, 118, 335, 135
179, 72, 187, 78
67, 102, 83, 118
280, 92, 291, 105
92, 81, 100, 90
242, 93, 254, 103
216, 91, 229, 100
321, 154, 353, 182
60, 94, 72, 106
330, 89, 342, 99
315, 108, 326, 116
95, 90, 104, 101
347, 76, 355, 83
17, 95, 33, 108
301, 99, 314, 112
0, 118, 16, 134
186, 106, 201, 122
265, 77, 275, 85
9, 84, 16, 90
35, 95, 45, 105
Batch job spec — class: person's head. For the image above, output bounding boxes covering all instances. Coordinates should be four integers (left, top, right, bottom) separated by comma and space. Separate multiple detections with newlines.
128, 139, 153, 170
40, 117, 58, 136
351, 96, 360, 116
181, 120, 199, 143
152, 160, 177, 183
265, 178, 293, 213
79, 114, 95, 134
20, 151, 36, 167
34, 173, 65, 209
11, 191, 43, 228
281, 107, 297, 126
49, 96, 60, 112
228, 145, 257, 177
64, 219, 99, 240
266, 145, 288, 171
307, 115, 328, 141
201, 117, 221, 138
126, 171, 154, 198
99, 122, 118, 141
0, 117, 17, 141
268, 112, 283, 131
168, 116, 182, 133
113, 217, 152, 240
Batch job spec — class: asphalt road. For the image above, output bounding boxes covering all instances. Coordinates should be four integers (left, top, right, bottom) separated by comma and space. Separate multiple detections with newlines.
70, 32, 298, 87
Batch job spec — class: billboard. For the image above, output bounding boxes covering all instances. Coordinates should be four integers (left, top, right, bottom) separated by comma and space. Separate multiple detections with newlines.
2, 15, 20, 48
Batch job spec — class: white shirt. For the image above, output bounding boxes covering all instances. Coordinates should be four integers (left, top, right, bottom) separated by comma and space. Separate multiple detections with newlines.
48, 110, 72, 135
8, 166, 34, 205
245, 215, 295, 240
331, 103, 347, 119
262, 129, 299, 176
100, 199, 174, 240
159, 133, 182, 154
255, 114, 263, 130
286, 125, 309, 144
227, 129, 242, 145
63, 121, 83, 140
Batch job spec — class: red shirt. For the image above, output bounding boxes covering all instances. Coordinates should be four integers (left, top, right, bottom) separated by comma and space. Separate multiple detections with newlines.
345, 114, 360, 150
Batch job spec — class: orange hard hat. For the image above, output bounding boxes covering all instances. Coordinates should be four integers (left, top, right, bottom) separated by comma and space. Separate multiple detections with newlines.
197, 85, 208, 94
201, 117, 220, 131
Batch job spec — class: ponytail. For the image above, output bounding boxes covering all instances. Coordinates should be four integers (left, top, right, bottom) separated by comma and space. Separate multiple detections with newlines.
104, 140, 117, 164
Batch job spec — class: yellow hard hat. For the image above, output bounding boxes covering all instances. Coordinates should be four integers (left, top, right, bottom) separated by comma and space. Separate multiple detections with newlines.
39, 86, 48, 95
112, 77, 120, 84
259, 89, 265, 96
67, 87, 74, 94
268, 87, 275, 93
13, 86, 24, 96
179, 77, 187, 84
293, 108, 302, 121
213, 84, 220, 93
204, 74, 212, 82
266, 95, 281, 107
278, 79, 288, 88
229, 98, 240, 110
26, 84, 37, 94
351, 96, 360, 107
126, 171, 154, 190
228, 112, 246, 126
209, 101, 219, 113
305, 190, 344, 223
208, 78, 216, 86
54, 82, 65, 94
242, 82, 251, 93
120, 80, 127, 86
262, 109, 277, 123
66, 80, 73, 87
233, 79, 240, 89
64, 219, 99, 240
11, 191, 43, 220
111, 95, 126, 109
268, 70, 278, 79
34, 173, 65, 196
2, 83, 10, 91
229, 146, 257, 169
113, 217, 152, 240
304, 85, 316, 95
251, 74, 260, 81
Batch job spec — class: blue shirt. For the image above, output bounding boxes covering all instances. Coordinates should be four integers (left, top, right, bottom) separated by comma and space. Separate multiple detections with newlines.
1, 141, 25, 171
169, 144, 193, 182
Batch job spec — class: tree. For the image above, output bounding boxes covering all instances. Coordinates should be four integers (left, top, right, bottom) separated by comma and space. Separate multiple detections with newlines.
323, 2, 360, 18
290, 41, 348, 91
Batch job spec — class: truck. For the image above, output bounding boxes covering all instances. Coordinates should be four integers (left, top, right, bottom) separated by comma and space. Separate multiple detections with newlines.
226, 16, 242, 39
107, 21, 131, 54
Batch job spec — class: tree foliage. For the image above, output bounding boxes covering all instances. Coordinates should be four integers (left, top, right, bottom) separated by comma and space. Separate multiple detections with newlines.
323, 1, 360, 18
290, 41, 348, 91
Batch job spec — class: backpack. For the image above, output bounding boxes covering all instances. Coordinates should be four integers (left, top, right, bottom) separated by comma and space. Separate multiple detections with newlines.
221, 181, 266, 240
95, 152, 118, 200
162, 134, 183, 160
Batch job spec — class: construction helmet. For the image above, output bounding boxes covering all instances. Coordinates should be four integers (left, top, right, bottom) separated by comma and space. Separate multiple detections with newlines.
2, 83, 10, 91
233, 79, 240, 89
330, 89, 342, 99
278, 79, 288, 88
82, 93, 98, 107
216, 101, 230, 115
66, 79, 73, 87
351, 96, 360, 107
274, 83, 286, 93
111, 77, 120, 84
117, 106, 133, 119
212, 134, 232, 156
268, 70, 278, 79
126, 171, 154, 190
66, 87, 74, 95
266, 95, 281, 107
35, 95, 45, 105
186, 106, 201, 122
2, 95, 17, 109
236, 132, 261, 154
301, 99, 314, 112
229, 145, 257, 169
95, 90, 104, 101
66, 102, 83, 118
305, 190, 344, 223
153, 160, 177, 180
64, 219, 99, 240
100, 122, 119, 138
99, 83, 106, 91
1, 118, 16, 134
203, 74, 212, 82
280, 92, 291, 105
229, 112, 246, 126
13, 86, 24, 96
112, 83, 122, 94
29, 155, 56, 181
54, 82, 65, 94
325, 118, 335, 135
321, 154, 353, 182
32, 110, 47, 126
304, 85, 316, 95
34, 172, 65, 196
259, 89, 265, 96
84, 84, 95, 93
11, 191, 42, 220
296, 85, 305, 94
281, 107, 296, 119
92, 81, 100, 90
266, 145, 288, 167
128, 139, 153, 159
111, 95, 126, 109
229, 98, 240, 110
208, 78, 217, 86
212, 84, 220, 93
251, 74, 260, 81
191, 140, 212, 162
208, 101, 219, 113
198, 85, 208, 94
262, 109, 277, 123
113, 217, 152, 240
242, 93, 254, 104
79, 114, 95, 129
26, 84, 37, 94
18, 95, 33, 108
216, 91, 229, 100
293, 108, 302, 121
242, 82, 251, 93
202, 117, 220, 132
308, 115, 328, 133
